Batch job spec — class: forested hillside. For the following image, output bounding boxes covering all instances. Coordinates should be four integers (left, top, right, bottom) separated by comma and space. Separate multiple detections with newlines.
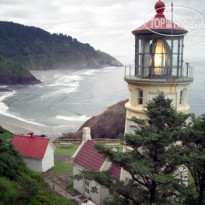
0, 21, 122, 70
0, 55, 39, 84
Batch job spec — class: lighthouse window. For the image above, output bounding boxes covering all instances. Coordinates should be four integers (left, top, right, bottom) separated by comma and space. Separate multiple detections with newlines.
180, 89, 186, 105
138, 89, 143, 105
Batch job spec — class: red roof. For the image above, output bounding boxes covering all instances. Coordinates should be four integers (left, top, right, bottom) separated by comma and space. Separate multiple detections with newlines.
132, 0, 187, 34
109, 164, 121, 180
132, 17, 187, 34
12, 135, 49, 159
74, 140, 121, 179
74, 140, 105, 170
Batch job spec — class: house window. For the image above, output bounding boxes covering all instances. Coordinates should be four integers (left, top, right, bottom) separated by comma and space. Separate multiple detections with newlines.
85, 187, 89, 194
85, 180, 89, 187
137, 89, 143, 105
84, 180, 90, 194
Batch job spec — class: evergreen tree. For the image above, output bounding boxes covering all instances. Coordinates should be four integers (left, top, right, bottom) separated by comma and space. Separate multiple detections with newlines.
181, 114, 205, 205
75, 93, 191, 204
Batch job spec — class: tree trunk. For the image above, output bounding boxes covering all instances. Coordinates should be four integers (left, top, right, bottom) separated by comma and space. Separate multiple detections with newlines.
198, 175, 205, 205
150, 182, 157, 204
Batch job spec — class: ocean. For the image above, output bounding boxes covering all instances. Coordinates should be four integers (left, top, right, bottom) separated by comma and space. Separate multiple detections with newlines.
0, 64, 204, 138
0, 67, 128, 138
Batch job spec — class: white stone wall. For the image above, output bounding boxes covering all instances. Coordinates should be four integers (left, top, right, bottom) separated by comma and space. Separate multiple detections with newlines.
42, 142, 55, 172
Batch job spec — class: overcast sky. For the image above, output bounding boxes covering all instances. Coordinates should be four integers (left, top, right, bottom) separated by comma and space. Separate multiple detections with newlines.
0, 0, 204, 65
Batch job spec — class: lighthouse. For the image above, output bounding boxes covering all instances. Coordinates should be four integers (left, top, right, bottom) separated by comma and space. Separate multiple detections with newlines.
124, 0, 194, 134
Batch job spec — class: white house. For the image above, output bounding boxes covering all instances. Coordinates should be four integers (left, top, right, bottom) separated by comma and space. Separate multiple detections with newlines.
72, 127, 121, 205
12, 132, 55, 172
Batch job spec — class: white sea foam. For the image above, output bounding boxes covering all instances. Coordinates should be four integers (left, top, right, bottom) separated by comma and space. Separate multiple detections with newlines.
0, 91, 16, 115
0, 102, 9, 114
56, 115, 90, 122
47, 74, 83, 87
7, 112, 47, 127
0, 90, 46, 127
78, 69, 100, 76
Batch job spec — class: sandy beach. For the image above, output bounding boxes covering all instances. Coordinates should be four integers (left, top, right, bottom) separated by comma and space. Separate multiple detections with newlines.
0, 113, 58, 138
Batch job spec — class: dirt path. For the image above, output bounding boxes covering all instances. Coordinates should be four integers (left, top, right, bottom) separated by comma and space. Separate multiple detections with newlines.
54, 153, 71, 162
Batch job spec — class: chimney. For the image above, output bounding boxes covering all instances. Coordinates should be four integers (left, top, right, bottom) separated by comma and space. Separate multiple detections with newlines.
30, 132, 34, 137
82, 127, 91, 142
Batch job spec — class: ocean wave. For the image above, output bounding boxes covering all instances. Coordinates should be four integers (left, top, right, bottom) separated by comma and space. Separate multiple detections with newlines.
0, 102, 9, 115
77, 69, 101, 76
0, 91, 16, 115
7, 113, 47, 127
0, 90, 46, 127
47, 74, 83, 87
0, 90, 16, 102
56, 115, 90, 122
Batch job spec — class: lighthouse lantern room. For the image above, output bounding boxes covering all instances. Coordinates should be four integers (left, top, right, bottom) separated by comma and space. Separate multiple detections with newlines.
124, 0, 194, 133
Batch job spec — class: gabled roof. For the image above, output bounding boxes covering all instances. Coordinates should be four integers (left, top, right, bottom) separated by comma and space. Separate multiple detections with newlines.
73, 140, 121, 180
74, 140, 105, 170
109, 164, 121, 180
12, 135, 50, 159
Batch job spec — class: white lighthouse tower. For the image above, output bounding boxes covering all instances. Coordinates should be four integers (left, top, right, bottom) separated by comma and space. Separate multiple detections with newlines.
124, 0, 194, 134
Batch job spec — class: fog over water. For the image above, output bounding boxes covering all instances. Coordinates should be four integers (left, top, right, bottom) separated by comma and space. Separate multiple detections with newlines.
0, 63, 204, 138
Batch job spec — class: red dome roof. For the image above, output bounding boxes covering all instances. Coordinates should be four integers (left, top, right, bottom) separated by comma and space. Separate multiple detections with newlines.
132, 0, 187, 35
155, 0, 165, 15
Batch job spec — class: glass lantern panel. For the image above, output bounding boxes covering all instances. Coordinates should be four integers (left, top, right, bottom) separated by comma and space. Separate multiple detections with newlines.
138, 54, 142, 76
138, 39, 143, 53
138, 54, 142, 66
173, 54, 178, 66
173, 39, 178, 53
166, 39, 172, 48
180, 38, 184, 54
144, 39, 150, 54
172, 66, 177, 76
179, 54, 182, 67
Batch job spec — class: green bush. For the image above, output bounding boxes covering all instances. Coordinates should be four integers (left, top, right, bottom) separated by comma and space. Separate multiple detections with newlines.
0, 139, 26, 180
0, 127, 71, 204
0, 177, 19, 205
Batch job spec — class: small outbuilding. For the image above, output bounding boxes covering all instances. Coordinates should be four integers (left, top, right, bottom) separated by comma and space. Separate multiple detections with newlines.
12, 133, 55, 172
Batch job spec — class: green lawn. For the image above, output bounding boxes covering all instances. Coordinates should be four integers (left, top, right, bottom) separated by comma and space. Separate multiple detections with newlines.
54, 143, 81, 155
53, 161, 73, 177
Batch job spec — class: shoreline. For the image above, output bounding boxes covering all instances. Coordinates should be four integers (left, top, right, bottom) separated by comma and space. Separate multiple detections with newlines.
0, 113, 59, 139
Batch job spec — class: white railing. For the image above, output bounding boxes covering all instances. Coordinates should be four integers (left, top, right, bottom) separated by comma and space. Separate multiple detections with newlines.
124, 64, 194, 80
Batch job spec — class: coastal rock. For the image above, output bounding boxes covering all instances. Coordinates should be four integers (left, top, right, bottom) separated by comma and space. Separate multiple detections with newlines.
0, 87, 12, 92
75, 99, 128, 139
0, 55, 40, 85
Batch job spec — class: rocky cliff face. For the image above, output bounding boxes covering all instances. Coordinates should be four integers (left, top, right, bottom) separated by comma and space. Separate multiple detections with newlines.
75, 99, 128, 139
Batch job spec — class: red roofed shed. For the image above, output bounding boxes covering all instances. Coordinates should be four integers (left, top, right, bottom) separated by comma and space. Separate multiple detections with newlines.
12, 134, 55, 172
